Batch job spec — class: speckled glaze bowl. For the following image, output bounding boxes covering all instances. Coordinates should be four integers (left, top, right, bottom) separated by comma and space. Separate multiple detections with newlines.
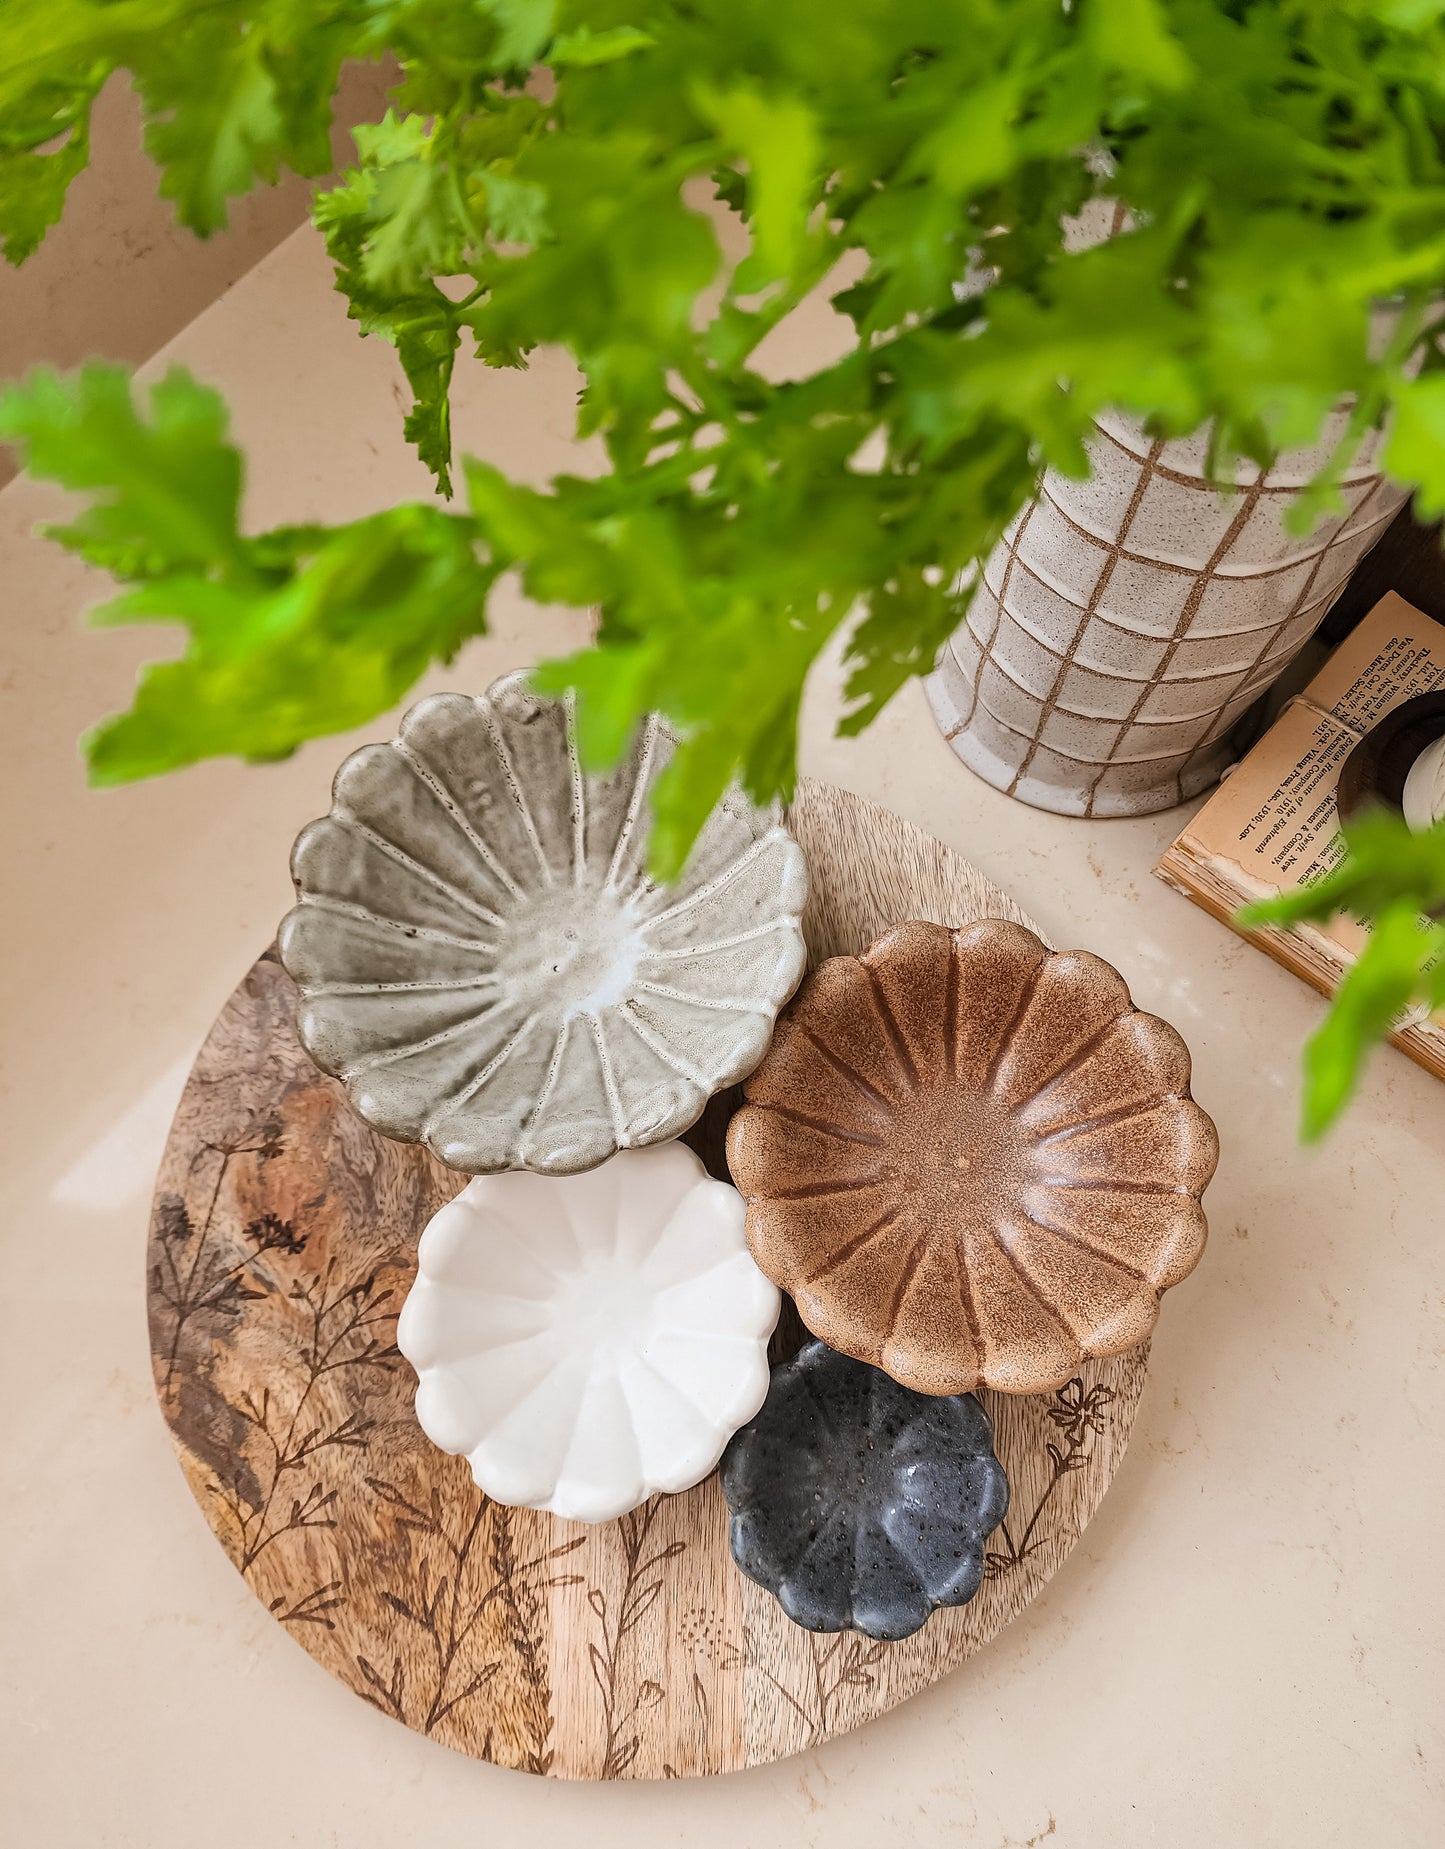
721, 1339, 1008, 1641
278, 675, 807, 1174
398, 1144, 781, 1522
727, 919, 1218, 1396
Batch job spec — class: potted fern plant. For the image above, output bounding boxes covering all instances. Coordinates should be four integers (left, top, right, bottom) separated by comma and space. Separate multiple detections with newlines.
3, 0, 1444, 1135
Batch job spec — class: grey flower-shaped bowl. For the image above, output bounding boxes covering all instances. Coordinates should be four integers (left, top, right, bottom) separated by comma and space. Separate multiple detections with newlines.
277, 674, 807, 1175
720, 1339, 1009, 1642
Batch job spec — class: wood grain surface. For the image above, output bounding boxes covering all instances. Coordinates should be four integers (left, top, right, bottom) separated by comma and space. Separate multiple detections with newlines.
147, 778, 1149, 1778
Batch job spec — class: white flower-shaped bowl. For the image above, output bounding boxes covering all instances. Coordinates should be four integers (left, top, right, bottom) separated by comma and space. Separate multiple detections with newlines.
396, 1144, 782, 1522
278, 674, 807, 1175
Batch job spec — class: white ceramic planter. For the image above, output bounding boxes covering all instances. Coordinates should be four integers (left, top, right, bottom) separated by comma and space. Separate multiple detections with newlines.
927, 412, 1407, 818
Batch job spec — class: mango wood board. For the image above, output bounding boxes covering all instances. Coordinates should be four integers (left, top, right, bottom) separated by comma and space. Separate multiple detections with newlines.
147, 778, 1148, 1778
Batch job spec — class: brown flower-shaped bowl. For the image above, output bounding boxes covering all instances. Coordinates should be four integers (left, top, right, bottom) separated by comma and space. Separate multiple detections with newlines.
726, 920, 1218, 1396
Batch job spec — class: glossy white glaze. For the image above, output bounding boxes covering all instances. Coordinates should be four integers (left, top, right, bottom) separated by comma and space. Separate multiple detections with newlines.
397, 1143, 781, 1521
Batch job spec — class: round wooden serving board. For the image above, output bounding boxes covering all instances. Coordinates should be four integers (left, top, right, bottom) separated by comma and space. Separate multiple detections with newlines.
148, 779, 1148, 1778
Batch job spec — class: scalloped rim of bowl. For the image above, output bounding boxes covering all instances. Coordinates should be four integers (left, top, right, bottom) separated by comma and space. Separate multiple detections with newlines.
397, 1143, 782, 1522
728, 919, 1218, 1396
278, 677, 808, 1175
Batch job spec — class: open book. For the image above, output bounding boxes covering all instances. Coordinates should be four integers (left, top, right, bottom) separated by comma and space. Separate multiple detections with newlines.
1154, 591, 1445, 1084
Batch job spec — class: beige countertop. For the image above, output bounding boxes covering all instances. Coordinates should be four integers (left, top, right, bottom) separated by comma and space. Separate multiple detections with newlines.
2, 224, 1441, 1848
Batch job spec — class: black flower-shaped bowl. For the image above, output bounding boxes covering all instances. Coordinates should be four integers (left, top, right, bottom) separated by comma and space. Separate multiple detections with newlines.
720, 1339, 1009, 1642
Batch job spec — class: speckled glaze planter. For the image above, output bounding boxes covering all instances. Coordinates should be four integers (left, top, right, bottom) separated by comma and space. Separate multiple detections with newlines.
721, 1339, 1009, 1641
928, 412, 1407, 817
728, 919, 1218, 1396
278, 674, 807, 1174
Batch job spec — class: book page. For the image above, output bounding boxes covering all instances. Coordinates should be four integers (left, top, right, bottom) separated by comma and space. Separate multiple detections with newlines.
1157, 593, 1445, 1055
1300, 589, 1445, 734
1171, 701, 1368, 959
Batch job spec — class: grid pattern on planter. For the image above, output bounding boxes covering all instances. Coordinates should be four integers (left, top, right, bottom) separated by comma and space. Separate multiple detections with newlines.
928, 413, 1408, 818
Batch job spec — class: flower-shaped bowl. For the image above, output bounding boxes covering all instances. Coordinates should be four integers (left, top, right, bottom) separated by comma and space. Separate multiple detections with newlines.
727, 919, 1218, 1396
396, 1143, 781, 1522
278, 674, 807, 1175
721, 1339, 1008, 1641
